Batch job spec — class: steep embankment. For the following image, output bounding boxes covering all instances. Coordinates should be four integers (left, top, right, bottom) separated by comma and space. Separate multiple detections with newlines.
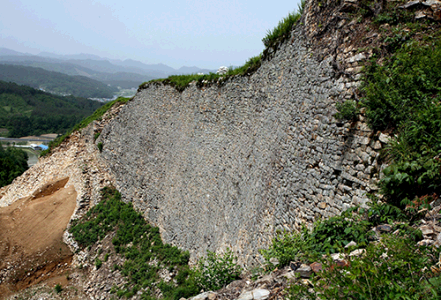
0, 178, 76, 298
98, 24, 378, 266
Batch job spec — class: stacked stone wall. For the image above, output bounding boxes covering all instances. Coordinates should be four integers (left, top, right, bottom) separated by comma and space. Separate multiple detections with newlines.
100, 26, 382, 265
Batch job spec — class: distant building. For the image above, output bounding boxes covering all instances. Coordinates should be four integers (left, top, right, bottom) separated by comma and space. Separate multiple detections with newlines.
30, 144, 48, 150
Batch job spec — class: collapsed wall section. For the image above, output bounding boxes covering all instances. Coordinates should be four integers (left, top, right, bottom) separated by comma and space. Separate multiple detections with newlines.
100, 27, 379, 265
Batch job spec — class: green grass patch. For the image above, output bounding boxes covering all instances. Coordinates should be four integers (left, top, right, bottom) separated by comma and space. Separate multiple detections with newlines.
262, 0, 305, 48
40, 97, 131, 157
140, 55, 262, 92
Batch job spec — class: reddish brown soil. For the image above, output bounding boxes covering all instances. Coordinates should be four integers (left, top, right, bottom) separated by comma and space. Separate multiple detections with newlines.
0, 177, 77, 299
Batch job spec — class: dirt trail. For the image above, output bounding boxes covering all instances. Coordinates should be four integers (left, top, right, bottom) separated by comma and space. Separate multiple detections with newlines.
0, 178, 77, 298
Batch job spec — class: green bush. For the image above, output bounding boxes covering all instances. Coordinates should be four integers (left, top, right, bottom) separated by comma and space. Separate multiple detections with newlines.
361, 38, 441, 211
334, 100, 358, 121
288, 235, 441, 300
54, 284, 63, 294
95, 258, 103, 269
193, 249, 242, 291
362, 40, 441, 132
381, 158, 441, 210
97, 142, 103, 152
261, 208, 375, 269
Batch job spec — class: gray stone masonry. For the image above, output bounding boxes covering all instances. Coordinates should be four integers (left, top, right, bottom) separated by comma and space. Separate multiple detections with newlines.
100, 26, 380, 266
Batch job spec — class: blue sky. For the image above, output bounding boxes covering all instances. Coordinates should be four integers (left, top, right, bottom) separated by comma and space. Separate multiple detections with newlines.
1, 0, 302, 69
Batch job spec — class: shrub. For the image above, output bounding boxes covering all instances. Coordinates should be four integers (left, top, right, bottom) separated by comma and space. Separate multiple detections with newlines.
193, 249, 242, 291
361, 37, 441, 211
260, 229, 311, 268
54, 284, 62, 294
95, 258, 103, 269
362, 39, 441, 132
287, 235, 441, 300
97, 142, 103, 152
334, 100, 358, 121
261, 208, 375, 269
94, 132, 100, 141
380, 158, 441, 210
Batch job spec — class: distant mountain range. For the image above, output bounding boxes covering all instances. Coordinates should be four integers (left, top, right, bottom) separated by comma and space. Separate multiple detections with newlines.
0, 64, 118, 98
0, 48, 217, 90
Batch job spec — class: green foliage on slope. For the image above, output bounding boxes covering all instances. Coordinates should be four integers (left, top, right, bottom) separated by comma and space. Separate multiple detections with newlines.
0, 64, 118, 98
260, 204, 440, 299
70, 187, 242, 299
0, 146, 28, 188
362, 37, 441, 210
140, 55, 262, 92
288, 233, 441, 299
0, 81, 103, 138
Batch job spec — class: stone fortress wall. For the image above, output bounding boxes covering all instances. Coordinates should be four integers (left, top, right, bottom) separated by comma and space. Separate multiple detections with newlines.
99, 1, 386, 266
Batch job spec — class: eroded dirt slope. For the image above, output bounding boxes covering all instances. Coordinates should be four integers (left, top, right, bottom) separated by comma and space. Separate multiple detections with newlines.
0, 178, 76, 298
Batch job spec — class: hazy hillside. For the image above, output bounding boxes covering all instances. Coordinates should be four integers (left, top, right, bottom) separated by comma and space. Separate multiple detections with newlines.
0, 64, 118, 98
0, 49, 217, 86
0, 80, 103, 137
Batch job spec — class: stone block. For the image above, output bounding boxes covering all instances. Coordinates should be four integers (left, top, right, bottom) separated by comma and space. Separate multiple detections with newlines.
295, 264, 312, 278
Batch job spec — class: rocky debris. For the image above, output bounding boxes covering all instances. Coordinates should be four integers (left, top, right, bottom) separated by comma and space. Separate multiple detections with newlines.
418, 205, 441, 247
309, 262, 323, 273
376, 224, 393, 233
344, 241, 357, 248
295, 264, 312, 278
399, 0, 441, 21
236, 288, 270, 300
378, 133, 391, 144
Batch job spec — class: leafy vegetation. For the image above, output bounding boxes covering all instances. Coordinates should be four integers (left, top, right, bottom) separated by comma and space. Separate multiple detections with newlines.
361, 38, 441, 210
0, 64, 118, 98
193, 249, 242, 291
262, 0, 305, 48
259, 203, 440, 299
288, 234, 441, 300
334, 100, 359, 121
0, 146, 28, 187
40, 97, 130, 156
54, 284, 63, 294
70, 187, 242, 299
261, 206, 380, 267
0, 81, 103, 137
